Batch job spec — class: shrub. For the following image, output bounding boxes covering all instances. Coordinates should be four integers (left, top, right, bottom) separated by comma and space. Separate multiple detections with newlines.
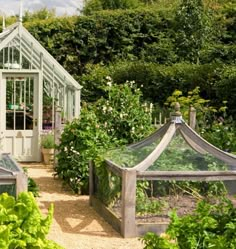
94, 79, 154, 143
55, 107, 113, 194
55, 80, 154, 194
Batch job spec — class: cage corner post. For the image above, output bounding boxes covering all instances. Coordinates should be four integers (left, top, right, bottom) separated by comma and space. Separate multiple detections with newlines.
121, 169, 137, 238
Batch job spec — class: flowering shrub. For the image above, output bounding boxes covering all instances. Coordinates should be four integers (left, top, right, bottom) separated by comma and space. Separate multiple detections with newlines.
55, 107, 113, 194
95, 78, 154, 144
55, 78, 154, 193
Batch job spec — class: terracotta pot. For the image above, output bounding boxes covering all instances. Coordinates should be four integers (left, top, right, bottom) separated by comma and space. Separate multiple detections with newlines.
41, 148, 54, 165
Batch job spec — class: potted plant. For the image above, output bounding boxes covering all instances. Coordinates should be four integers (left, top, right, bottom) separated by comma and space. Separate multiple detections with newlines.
41, 133, 55, 165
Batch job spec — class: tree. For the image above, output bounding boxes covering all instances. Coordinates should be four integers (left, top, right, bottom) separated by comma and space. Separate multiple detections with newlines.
82, 0, 141, 15
174, 0, 211, 63
23, 8, 56, 22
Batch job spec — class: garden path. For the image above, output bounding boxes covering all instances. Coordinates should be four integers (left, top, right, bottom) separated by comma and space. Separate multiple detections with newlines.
21, 163, 143, 249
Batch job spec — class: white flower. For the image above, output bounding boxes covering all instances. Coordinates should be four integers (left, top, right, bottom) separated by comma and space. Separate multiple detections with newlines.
107, 81, 112, 87
120, 113, 123, 118
102, 106, 107, 113
106, 76, 112, 81
130, 80, 135, 88
108, 107, 113, 112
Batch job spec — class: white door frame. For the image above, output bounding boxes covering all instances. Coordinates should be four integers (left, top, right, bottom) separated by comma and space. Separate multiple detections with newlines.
0, 70, 43, 161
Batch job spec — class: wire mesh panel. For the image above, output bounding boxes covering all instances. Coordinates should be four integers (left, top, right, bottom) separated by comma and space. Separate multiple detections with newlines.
147, 133, 228, 171
135, 178, 234, 227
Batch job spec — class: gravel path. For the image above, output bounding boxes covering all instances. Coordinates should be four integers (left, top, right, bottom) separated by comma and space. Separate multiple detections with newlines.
22, 163, 144, 249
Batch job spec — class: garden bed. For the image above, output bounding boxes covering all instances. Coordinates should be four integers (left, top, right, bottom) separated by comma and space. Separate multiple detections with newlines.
111, 194, 236, 224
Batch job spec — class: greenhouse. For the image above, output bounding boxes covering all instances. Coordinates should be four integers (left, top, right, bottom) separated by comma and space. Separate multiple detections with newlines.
90, 104, 236, 238
0, 18, 81, 161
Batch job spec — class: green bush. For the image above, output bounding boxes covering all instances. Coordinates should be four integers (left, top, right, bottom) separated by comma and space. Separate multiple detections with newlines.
55, 80, 154, 194
0, 192, 63, 249
55, 107, 113, 194
80, 61, 236, 116
95, 79, 154, 143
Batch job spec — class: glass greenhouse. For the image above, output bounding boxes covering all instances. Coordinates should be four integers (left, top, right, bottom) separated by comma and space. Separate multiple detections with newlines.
0, 19, 81, 161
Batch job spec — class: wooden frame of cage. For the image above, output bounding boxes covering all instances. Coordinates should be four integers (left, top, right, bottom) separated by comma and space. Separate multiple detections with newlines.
89, 107, 236, 238
0, 154, 28, 196
90, 160, 236, 238
89, 111, 236, 238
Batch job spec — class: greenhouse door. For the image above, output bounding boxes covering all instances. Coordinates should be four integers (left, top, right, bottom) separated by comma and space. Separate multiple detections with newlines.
0, 73, 41, 161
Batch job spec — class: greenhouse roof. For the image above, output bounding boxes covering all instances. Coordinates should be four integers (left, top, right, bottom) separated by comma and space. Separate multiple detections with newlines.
0, 21, 81, 91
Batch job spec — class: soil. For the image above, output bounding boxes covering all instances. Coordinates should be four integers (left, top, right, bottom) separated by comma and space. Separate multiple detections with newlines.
22, 163, 144, 249
112, 195, 199, 224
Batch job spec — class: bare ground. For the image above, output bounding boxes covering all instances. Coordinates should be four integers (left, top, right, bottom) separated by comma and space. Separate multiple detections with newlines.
21, 163, 144, 249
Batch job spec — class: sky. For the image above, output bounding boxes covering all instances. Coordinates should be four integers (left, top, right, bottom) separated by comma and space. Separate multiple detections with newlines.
0, 0, 84, 16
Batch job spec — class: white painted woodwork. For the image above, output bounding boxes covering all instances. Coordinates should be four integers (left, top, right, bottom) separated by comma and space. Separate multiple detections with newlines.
0, 21, 81, 161
0, 72, 40, 161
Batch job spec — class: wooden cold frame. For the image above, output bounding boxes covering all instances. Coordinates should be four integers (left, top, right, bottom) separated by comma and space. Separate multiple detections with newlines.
0, 154, 27, 196
90, 111, 236, 238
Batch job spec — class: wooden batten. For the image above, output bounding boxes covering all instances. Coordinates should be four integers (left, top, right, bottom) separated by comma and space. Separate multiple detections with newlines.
134, 123, 176, 171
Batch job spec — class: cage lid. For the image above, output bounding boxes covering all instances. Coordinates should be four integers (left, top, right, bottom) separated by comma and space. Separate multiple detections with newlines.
105, 104, 236, 172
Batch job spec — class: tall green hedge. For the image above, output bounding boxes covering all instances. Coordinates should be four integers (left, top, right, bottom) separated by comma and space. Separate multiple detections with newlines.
10, 2, 233, 115
22, 3, 234, 72
79, 62, 236, 116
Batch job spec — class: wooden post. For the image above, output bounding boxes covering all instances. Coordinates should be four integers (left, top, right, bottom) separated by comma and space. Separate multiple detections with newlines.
15, 172, 28, 196
189, 105, 196, 130
89, 160, 94, 206
121, 169, 137, 238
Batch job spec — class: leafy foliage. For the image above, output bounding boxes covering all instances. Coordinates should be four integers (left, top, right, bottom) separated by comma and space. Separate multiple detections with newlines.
201, 120, 236, 153
41, 133, 55, 149
23, 168, 40, 197
56, 107, 113, 194
83, 0, 141, 14
56, 80, 153, 194
95, 80, 154, 143
0, 192, 63, 249
174, 0, 211, 63
141, 197, 236, 249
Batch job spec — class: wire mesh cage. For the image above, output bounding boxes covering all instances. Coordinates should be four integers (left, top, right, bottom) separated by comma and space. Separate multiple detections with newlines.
90, 108, 236, 238
0, 153, 27, 197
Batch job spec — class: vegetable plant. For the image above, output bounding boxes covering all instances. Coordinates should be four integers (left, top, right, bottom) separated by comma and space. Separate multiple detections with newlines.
0, 192, 63, 249
141, 197, 236, 249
